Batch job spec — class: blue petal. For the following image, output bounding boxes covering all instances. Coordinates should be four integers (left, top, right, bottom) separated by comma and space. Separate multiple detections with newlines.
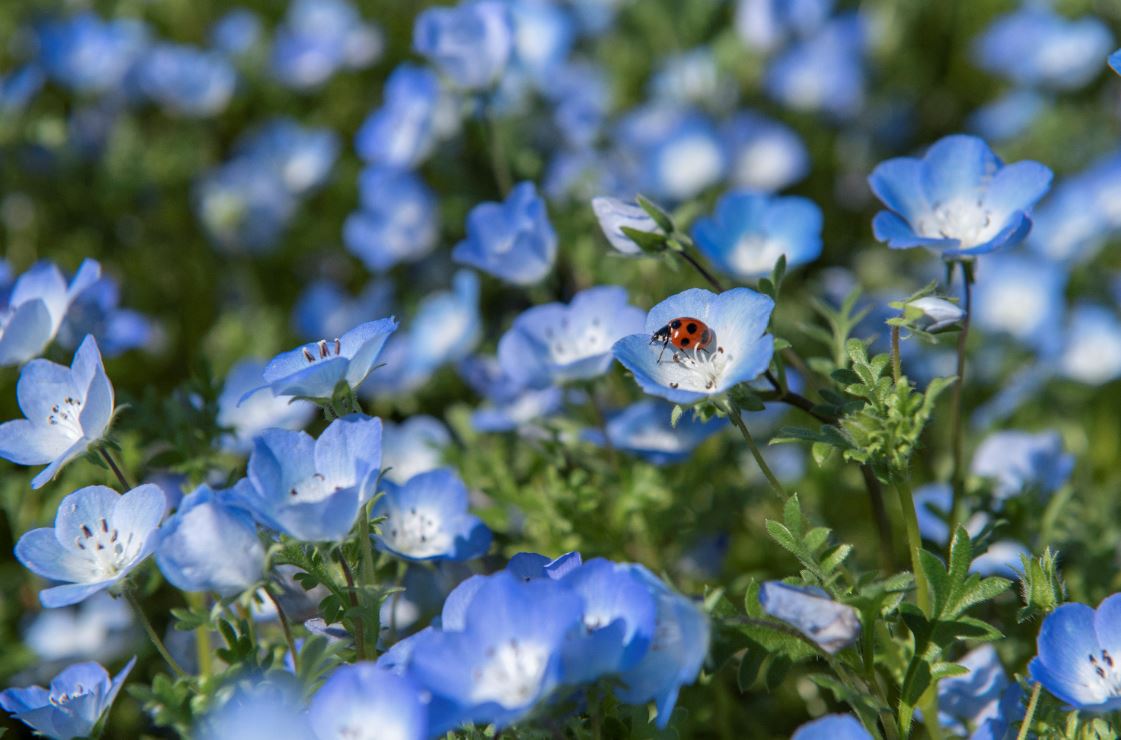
17, 357, 75, 421
314, 414, 382, 494
40, 578, 120, 608
1094, 593, 1121, 661
920, 135, 1001, 207
1034, 602, 1102, 705
645, 288, 716, 336
0, 300, 54, 366
55, 485, 122, 546
868, 157, 929, 222
612, 334, 707, 405
872, 211, 955, 250
983, 161, 1053, 221
0, 420, 70, 465
15, 527, 95, 582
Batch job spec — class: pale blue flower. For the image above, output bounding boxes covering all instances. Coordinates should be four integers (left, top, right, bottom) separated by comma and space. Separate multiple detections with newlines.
591, 197, 659, 255
355, 64, 442, 169
16, 484, 165, 607
270, 0, 383, 91
210, 9, 261, 57
649, 48, 731, 108
308, 663, 427, 740
583, 400, 726, 465
548, 62, 610, 148
765, 14, 866, 119
615, 104, 725, 203
413, 1, 513, 90
235, 119, 339, 196
938, 644, 1011, 735
722, 111, 810, 192
0, 259, 100, 367
500, 0, 575, 84
792, 714, 872, 740
23, 592, 133, 664
194, 159, 297, 253
217, 359, 315, 454
971, 252, 1066, 353
37, 13, 148, 95
195, 679, 315, 740
1029, 593, 1121, 712
344, 166, 439, 272
968, 89, 1045, 143
971, 429, 1073, 501
460, 355, 565, 433
381, 416, 452, 485
453, 182, 557, 285
0, 657, 136, 740
56, 274, 155, 358
0, 65, 45, 113
372, 468, 491, 562
1029, 151, 1121, 265
734, 0, 835, 54
1059, 304, 1121, 385
136, 44, 236, 117
758, 582, 860, 654
293, 279, 393, 343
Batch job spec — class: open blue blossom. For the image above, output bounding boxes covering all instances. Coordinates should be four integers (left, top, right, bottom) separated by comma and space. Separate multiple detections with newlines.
722, 111, 810, 192
24, 592, 133, 665
245, 317, 397, 402
1029, 593, 1121, 712
344, 166, 439, 272
972, 7, 1113, 91
155, 485, 265, 596
355, 64, 443, 169
583, 400, 726, 465
232, 414, 382, 542
971, 252, 1066, 353
15, 484, 165, 607
293, 279, 393, 343
792, 714, 872, 740
217, 359, 315, 454
971, 429, 1073, 502
194, 158, 297, 253
765, 14, 866, 119
270, 0, 383, 91
734, 0, 835, 54
413, 1, 513, 90
210, 9, 261, 57
1059, 304, 1121, 386
373, 468, 490, 562
135, 44, 236, 117
37, 13, 149, 95
938, 644, 1011, 734
1, 259, 101, 367
759, 582, 860, 654
868, 134, 1053, 257
614, 104, 725, 203
0, 336, 114, 489
0, 657, 136, 740
453, 182, 556, 285
591, 197, 659, 255
497, 286, 644, 388
381, 416, 452, 485
613, 287, 775, 405
308, 663, 427, 740
692, 190, 823, 280
505, 551, 583, 584
460, 355, 565, 432
235, 119, 339, 196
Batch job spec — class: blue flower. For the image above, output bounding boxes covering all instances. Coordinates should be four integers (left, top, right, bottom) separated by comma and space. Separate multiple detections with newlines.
0, 336, 114, 489
722, 111, 810, 192
56, 274, 155, 358
293, 279, 393, 343
135, 44, 236, 117
970, 540, 1030, 578
269, 0, 383, 91
505, 551, 584, 583
245, 317, 397, 402
372, 468, 491, 562
0, 259, 101, 367
381, 416, 452, 485
0, 65, 45, 113
649, 48, 730, 108
355, 64, 443, 169
584, 400, 726, 465
971, 429, 1073, 502
413, 1, 513, 90
15, 484, 165, 607
614, 104, 726, 203
194, 159, 297, 253
758, 582, 860, 654
195, 678, 315, 740
971, 253, 1066, 353
914, 483, 987, 545
37, 13, 148, 94
1028, 151, 1121, 265
497, 286, 645, 389
972, 7, 1113, 91
453, 182, 557, 285
460, 355, 565, 432
868, 134, 1053, 257
791, 714, 872, 740
968, 89, 1045, 143
547, 62, 610, 148
308, 663, 428, 740
764, 14, 866, 119
155, 485, 265, 596
210, 9, 261, 57
0, 657, 137, 740
344, 166, 439, 272
231, 414, 382, 542
613, 287, 775, 405
938, 644, 1011, 735
692, 190, 823, 280
1029, 593, 1121, 712
500, 0, 575, 84
217, 359, 315, 454
24, 592, 133, 664
734, 0, 836, 54
1112, 50, 1121, 76
591, 197, 659, 255
235, 119, 339, 196
1060, 304, 1121, 385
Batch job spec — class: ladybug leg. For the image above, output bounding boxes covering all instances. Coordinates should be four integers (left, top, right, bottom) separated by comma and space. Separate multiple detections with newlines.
656, 338, 669, 364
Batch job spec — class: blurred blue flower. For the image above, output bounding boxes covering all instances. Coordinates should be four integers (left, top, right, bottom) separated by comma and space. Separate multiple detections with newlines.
414, 1, 513, 90
15, 484, 165, 607
971, 429, 1072, 501
791, 714, 872, 740
270, 0, 383, 91
307, 663, 427, 740
235, 119, 339, 196
246, 317, 397, 401
24, 592, 133, 665
379, 564, 455, 643
453, 182, 556, 285
0, 336, 114, 489
868, 134, 1053, 257
381, 415, 452, 485
548, 62, 610, 149
135, 44, 236, 117
591, 197, 659, 254
232, 414, 382, 542
613, 287, 775, 405
344, 166, 439, 272
355, 64, 443, 169
545, 148, 628, 202
972, 7, 1113, 91
722, 111, 810, 192
649, 48, 732, 109
500, 0, 575, 85
1029, 150, 1121, 265
497, 286, 644, 388
967, 89, 1045, 143
734, 0, 835, 54
0, 65, 45, 113
1029, 593, 1121, 712
583, 400, 726, 465
0, 258, 100, 366
1111, 50, 1121, 76
460, 355, 565, 432
1059, 304, 1121, 385
971, 252, 1066, 353
373, 468, 491, 562
0, 657, 136, 740
194, 159, 297, 253
759, 582, 860, 654
938, 644, 1011, 734
914, 483, 987, 545
195, 678, 315, 740
37, 13, 149, 95
615, 104, 726, 203
216, 359, 315, 455
970, 540, 1030, 579
56, 275, 155, 358
210, 9, 261, 57
293, 279, 393, 343
692, 190, 823, 280
765, 14, 866, 119
155, 485, 264, 596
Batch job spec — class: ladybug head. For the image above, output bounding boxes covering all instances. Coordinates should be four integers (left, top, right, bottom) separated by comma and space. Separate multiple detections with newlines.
650, 324, 672, 345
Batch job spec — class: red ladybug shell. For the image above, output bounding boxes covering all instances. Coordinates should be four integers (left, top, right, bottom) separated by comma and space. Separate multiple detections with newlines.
652, 316, 714, 353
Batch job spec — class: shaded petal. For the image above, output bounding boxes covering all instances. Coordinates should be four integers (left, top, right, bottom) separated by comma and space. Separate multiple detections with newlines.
983, 161, 1053, 221
112, 484, 166, 541
31, 437, 91, 490
65, 259, 102, 303
69, 335, 105, 392
79, 360, 114, 439
16, 357, 75, 421
341, 317, 399, 387
868, 157, 929, 221
872, 211, 957, 250
40, 578, 120, 608
1093, 594, 1121, 660
645, 289, 716, 336
0, 300, 54, 366
11, 262, 67, 326
709, 288, 774, 361
0, 420, 70, 465
314, 414, 382, 493
55, 486, 122, 546
15, 528, 96, 582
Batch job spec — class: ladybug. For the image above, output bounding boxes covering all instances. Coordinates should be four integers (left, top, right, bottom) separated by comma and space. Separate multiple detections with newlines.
651, 317, 715, 363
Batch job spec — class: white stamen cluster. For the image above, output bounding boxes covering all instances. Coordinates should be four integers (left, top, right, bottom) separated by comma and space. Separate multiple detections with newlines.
471, 638, 549, 709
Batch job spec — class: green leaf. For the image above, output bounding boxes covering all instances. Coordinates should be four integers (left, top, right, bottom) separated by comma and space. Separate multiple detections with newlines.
737, 639, 768, 691
620, 226, 667, 252
636, 193, 675, 232
670, 404, 684, 429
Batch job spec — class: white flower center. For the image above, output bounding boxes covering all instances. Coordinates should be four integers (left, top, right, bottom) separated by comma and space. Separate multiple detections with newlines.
47, 396, 85, 441
470, 638, 549, 709
381, 505, 450, 558
72, 515, 138, 577
542, 316, 608, 365
1084, 649, 1121, 701
661, 343, 734, 393
288, 472, 343, 504
914, 198, 996, 247
728, 234, 790, 276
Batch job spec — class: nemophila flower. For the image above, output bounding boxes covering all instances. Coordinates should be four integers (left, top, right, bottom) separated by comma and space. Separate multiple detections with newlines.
758, 582, 860, 654
497, 286, 644, 389
154, 485, 265, 596
270, 0, 383, 91
381, 416, 452, 485
765, 14, 866, 119
615, 104, 726, 203
379, 565, 452, 644
734, 0, 835, 54
0, 65, 44, 113
722, 111, 810, 192
56, 274, 154, 358
0, 657, 136, 740
791, 714, 872, 740
195, 679, 315, 740
968, 89, 1045, 143
217, 359, 314, 454
232, 414, 382, 542
938, 644, 1010, 734
15, 484, 165, 607
1029, 152, 1121, 265
972, 7, 1113, 91
210, 9, 261, 57
500, 0, 575, 85
613, 287, 775, 405
583, 400, 726, 465
1059, 304, 1121, 385
244, 317, 397, 402
355, 64, 443, 169
971, 429, 1072, 502
24, 592, 133, 665
453, 182, 556, 285
649, 48, 730, 109
1029, 593, 1121, 712
194, 158, 297, 253
135, 44, 236, 117
0, 336, 114, 489
413, 1, 513, 90
544, 148, 629, 203
549, 62, 610, 149
344, 166, 439, 272
0, 258, 100, 367
294, 279, 393, 343
971, 253, 1066, 353
460, 355, 565, 433
591, 197, 659, 255
692, 190, 823, 280
308, 663, 428, 740
373, 468, 491, 562
236, 119, 339, 197
905, 296, 965, 334
868, 134, 1053, 257
37, 13, 148, 95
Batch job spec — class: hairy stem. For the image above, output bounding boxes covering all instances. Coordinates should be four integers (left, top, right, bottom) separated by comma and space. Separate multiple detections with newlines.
186, 592, 212, 680
99, 446, 132, 490
264, 584, 299, 674
338, 552, 367, 660
892, 474, 930, 613
1017, 682, 1042, 740
725, 402, 786, 499
125, 589, 186, 677
948, 260, 974, 540
890, 324, 902, 383
676, 249, 725, 292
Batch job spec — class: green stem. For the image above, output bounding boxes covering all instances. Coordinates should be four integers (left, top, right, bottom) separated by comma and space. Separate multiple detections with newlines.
338, 552, 367, 660
947, 260, 973, 540
484, 104, 513, 195
676, 249, 725, 292
1017, 682, 1042, 740
264, 584, 299, 674
724, 401, 786, 499
125, 589, 186, 677
890, 324, 902, 384
99, 446, 132, 490
186, 592, 212, 680
892, 474, 930, 613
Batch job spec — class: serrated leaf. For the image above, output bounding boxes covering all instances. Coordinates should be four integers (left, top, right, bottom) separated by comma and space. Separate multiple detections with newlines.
783, 494, 806, 537
765, 520, 800, 556
820, 544, 852, 573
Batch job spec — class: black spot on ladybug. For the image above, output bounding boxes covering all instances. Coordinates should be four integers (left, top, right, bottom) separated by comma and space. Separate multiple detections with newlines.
686, 322, 698, 334
671, 319, 681, 329
680, 337, 691, 347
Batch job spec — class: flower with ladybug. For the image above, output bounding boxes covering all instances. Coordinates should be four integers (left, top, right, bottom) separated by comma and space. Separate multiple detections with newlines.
612, 287, 775, 405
